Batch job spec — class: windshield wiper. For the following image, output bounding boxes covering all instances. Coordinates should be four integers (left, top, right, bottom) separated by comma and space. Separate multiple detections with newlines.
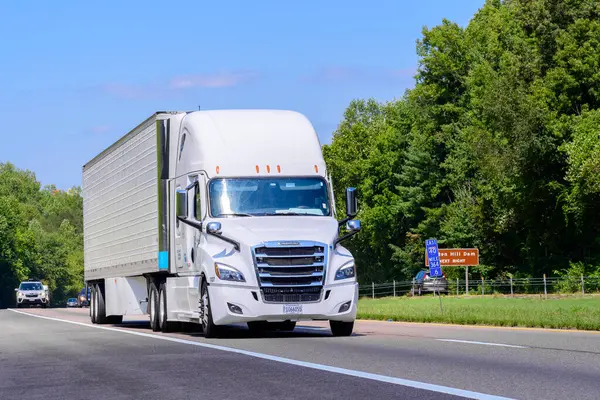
216, 213, 252, 217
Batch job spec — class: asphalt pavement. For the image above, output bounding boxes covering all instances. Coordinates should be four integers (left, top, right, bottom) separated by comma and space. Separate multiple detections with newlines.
1, 308, 599, 400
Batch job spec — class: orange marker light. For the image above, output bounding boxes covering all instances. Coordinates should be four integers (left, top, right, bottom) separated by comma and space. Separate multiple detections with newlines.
255, 165, 260, 173
216, 166, 220, 174
314, 165, 319, 173
277, 165, 281, 173
266, 165, 271, 173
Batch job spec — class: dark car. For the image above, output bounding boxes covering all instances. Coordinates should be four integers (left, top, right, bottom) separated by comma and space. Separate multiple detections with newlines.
412, 270, 448, 295
66, 298, 79, 308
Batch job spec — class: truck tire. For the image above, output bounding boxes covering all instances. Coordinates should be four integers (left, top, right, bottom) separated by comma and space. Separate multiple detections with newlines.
95, 284, 109, 324
200, 280, 219, 338
330, 320, 354, 337
158, 282, 177, 333
149, 282, 160, 332
91, 285, 98, 323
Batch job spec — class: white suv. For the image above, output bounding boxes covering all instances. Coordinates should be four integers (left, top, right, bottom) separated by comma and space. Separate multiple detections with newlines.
15, 281, 49, 308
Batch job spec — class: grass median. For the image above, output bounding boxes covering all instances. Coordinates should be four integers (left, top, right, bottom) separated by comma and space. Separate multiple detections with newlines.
357, 295, 600, 330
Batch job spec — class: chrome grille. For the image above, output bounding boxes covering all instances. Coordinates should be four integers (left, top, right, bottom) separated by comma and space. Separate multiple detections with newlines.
252, 241, 327, 303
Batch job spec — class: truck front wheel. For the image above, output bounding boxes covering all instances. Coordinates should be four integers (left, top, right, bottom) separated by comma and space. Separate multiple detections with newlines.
200, 280, 219, 338
330, 320, 354, 337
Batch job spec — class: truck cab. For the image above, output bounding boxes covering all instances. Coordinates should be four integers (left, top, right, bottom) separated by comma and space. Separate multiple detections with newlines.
84, 110, 361, 337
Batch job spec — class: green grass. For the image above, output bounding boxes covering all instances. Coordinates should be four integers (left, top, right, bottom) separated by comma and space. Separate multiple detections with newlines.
357, 295, 600, 330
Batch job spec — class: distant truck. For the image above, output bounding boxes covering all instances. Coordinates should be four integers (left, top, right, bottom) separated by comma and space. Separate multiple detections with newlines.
77, 287, 91, 307
83, 110, 361, 337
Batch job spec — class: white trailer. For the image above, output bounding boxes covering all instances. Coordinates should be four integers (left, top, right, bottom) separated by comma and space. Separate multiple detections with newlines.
83, 110, 361, 337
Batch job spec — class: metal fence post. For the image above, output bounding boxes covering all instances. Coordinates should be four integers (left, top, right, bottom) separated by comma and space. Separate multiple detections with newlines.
465, 266, 469, 296
393, 280, 396, 297
543, 274, 547, 299
456, 278, 459, 297
510, 277, 513, 296
581, 275, 585, 295
372, 282, 375, 299
482, 277, 485, 297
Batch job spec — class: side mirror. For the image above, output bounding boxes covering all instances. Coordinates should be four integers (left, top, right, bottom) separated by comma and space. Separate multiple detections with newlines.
176, 189, 188, 219
206, 222, 222, 235
345, 187, 358, 217
14, 288, 19, 292
346, 220, 361, 232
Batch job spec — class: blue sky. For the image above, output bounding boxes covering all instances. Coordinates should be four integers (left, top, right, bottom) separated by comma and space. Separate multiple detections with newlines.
0, 0, 484, 189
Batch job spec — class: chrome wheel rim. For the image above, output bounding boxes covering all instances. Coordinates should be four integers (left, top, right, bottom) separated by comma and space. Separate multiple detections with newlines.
201, 288, 209, 326
159, 290, 165, 324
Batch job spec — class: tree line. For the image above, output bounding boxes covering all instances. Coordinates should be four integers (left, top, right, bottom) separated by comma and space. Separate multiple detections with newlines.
0, 163, 83, 308
323, 0, 600, 284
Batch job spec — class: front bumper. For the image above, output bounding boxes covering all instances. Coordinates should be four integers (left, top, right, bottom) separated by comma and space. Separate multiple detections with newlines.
209, 282, 358, 326
17, 297, 47, 305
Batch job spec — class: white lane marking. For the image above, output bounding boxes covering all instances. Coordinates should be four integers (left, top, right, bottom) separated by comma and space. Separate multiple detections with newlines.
9, 309, 513, 400
437, 339, 527, 349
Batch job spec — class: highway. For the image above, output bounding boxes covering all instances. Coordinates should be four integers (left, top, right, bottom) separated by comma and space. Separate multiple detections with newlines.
1, 308, 599, 400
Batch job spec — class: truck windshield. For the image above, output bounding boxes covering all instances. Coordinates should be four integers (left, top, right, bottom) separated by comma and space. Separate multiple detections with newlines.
209, 177, 331, 217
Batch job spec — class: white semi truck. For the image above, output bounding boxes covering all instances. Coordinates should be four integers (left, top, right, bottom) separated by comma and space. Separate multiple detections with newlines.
83, 110, 361, 337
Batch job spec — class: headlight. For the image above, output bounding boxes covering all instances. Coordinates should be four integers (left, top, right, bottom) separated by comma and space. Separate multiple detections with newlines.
17, 292, 23, 297
335, 261, 356, 280
40, 292, 46, 298
214, 262, 245, 282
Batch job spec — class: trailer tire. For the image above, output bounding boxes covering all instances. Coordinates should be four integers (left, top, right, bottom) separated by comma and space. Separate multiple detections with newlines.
159, 282, 177, 333
330, 320, 354, 337
200, 280, 219, 338
149, 282, 160, 332
90, 285, 97, 324
95, 284, 109, 324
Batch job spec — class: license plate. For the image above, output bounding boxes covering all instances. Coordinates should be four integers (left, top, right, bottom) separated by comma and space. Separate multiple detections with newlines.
283, 304, 303, 314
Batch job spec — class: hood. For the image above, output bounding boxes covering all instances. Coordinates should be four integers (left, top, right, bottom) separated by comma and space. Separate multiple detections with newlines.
20, 290, 44, 295
218, 216, 339, 247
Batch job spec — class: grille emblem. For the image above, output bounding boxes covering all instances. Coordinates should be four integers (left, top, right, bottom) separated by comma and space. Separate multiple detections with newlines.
278, 241, 300, 246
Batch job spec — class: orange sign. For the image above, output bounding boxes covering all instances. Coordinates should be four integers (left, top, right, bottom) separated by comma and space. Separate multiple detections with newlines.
425, 248, 479, 266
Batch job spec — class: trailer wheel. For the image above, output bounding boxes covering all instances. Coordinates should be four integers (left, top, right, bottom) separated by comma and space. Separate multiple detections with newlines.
158, 282, 177, 333
149, 282, 160, 332
90, 285, 97, 324
200, 280, 219, 338
330, 320, 354, 337
95, 284, 109, 324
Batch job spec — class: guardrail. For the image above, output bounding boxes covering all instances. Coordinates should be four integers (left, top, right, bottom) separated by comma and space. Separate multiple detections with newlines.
358, 276, 600, 298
